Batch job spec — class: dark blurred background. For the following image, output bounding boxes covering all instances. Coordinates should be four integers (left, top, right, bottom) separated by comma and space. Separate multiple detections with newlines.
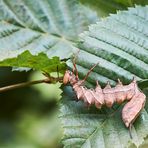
0, 67, 62, 148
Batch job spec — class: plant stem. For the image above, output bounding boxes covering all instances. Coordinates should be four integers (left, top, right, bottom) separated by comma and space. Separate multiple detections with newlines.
0, 77, 63, 93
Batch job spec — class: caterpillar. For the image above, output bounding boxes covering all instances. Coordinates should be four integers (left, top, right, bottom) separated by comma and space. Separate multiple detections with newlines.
63, 61, 146, 133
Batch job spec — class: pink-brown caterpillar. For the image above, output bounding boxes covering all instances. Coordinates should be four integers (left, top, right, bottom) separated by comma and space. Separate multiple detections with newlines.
63, 62, 146, 132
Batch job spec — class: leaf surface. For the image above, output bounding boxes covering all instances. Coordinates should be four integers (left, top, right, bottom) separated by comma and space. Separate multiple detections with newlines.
60, 86, 148, 148
60, 6, 148, 148
71, 5, 148, 87
0, 0, 97, 72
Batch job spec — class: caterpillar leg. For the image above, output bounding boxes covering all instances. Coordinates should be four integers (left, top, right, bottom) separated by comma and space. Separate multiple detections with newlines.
72, 59, 79, 80
72, 50, 80, 80
82, 62, 99, 83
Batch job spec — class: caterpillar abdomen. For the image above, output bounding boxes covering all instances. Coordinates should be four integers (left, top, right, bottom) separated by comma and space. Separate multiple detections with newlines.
73, 79, 138, 109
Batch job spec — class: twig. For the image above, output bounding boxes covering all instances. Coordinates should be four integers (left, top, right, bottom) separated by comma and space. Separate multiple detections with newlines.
0, 77, 63, 93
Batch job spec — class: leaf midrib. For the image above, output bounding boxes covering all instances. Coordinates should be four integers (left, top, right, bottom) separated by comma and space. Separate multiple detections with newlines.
80, 119, 107, 148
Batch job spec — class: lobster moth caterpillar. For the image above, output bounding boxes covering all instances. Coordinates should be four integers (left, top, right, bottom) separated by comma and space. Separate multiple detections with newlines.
63, 62, 146, 131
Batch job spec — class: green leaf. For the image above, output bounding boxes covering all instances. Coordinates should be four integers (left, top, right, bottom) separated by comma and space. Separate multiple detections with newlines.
0, 50, 66, 74
60, 86, 148, 148
0, 0, 97, 70
60, 6, 148, 148
68, 5, 148, 87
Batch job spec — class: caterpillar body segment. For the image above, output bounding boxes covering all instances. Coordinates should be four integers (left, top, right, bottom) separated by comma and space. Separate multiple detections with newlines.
63, 64, 146, 129
122, 88, 146, 128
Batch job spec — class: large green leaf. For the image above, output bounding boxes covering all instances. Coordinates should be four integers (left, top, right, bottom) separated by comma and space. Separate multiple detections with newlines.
0, 0, 97, 70
70, 5, 148, 87
60, 6, 148, 148
60, 86, 148, 148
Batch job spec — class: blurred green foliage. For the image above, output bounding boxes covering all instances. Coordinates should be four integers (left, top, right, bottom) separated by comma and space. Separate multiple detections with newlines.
80, 0, 148, 16
30, 71, 62, 101
0, 68, 62, 148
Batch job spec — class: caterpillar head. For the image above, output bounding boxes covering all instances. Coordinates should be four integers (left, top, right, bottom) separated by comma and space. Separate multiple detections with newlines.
63, 70, 72, 84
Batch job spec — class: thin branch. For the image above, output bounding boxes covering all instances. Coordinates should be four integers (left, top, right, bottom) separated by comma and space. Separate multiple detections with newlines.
0, 77, 63, 93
